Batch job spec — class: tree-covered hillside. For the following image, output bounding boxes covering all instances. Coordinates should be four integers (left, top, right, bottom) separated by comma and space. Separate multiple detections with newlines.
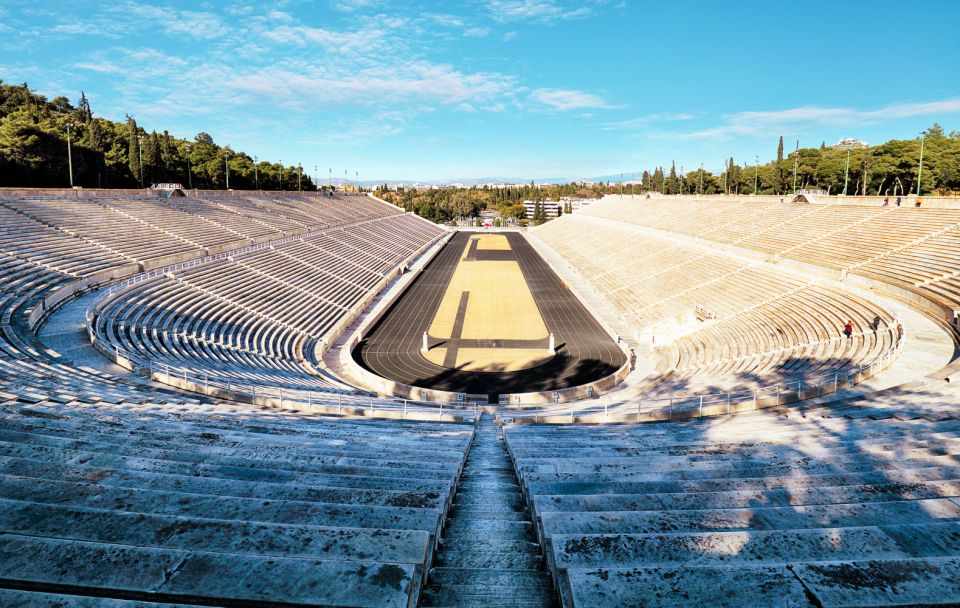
1, 81, 956, 199
0, 81, 316, 190
640, 129, 959, 197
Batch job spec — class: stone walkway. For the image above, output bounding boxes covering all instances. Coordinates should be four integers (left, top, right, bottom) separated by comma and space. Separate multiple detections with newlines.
421, 414, 556, 607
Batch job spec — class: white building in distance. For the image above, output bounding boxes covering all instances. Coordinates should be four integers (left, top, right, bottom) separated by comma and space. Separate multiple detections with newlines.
833, 138, 869, 150
523, 200, 560, 219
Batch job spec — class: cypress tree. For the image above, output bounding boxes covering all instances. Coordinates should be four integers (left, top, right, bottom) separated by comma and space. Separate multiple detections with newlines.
143, 131, 161, 185
667, 162, 679, 194
776, 136, 784, 194
77, 91, 92, 123
160, 131, 175, 181
126, 116, 140, 186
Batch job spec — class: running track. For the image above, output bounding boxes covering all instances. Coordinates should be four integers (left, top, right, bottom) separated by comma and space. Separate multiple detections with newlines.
353, 231, 625, 399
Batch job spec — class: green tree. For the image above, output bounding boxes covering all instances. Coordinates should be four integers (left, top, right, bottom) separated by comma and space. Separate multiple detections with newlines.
126, 116, 141, 187
0, 109, 44, 184
776, 135, 785, 194
666, 162, 679, 194
77, 91, 92, 123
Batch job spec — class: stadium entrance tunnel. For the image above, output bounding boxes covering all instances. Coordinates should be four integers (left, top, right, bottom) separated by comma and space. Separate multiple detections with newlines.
352, 231, 627, 403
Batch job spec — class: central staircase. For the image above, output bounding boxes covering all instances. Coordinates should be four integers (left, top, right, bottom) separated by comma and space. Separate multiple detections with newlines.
421, 414, 556, 607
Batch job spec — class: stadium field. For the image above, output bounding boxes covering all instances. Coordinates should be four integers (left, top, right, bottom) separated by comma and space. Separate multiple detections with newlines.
354, 231, 625, 399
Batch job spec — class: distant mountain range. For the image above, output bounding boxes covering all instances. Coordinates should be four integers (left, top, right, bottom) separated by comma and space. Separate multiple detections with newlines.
334, 174, 631, 187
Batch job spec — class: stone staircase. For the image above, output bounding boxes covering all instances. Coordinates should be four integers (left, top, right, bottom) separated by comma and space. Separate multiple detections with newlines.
422, 414, 557, 607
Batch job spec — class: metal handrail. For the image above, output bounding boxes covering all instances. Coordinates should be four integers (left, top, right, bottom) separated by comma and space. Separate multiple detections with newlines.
85, 307, 482, 417
498, 322, 905, 423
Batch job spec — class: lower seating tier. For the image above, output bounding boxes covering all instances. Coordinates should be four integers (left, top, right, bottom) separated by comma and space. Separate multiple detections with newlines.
0, 399, 474, 607
505, 389, 960, 607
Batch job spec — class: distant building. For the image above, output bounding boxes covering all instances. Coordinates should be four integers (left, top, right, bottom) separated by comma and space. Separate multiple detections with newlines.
560, 197, 593, 212
523, 199, 559, 219
833, 138, 869, 150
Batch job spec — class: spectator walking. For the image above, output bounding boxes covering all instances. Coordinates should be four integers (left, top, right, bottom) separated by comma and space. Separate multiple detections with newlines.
843, 320, 853, 338
871, 315, 882, 331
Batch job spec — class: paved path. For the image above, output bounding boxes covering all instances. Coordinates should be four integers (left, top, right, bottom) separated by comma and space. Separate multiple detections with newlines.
39, 290, 156, 384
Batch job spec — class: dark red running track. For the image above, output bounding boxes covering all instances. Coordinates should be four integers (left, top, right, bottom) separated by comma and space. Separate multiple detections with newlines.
353, 231, 625, 399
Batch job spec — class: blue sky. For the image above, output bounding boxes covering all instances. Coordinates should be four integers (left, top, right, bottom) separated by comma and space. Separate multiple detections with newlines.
2, 0, 959, 181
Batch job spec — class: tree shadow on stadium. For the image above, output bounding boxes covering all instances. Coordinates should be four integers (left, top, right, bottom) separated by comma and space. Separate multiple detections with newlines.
637, 351, 875, 413
529, 360, 960, 604
409, 351, 622, 403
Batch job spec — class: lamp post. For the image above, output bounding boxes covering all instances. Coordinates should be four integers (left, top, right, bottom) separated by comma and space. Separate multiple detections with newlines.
917, 133, 925, 196
224, 152, 230, 190
328, 167, 332, 190
699, 163, 704, 195
184, 144, 192, 189
254, 156, 258, 190
753, 155, 759, 195
138, 135, 144, 189
66, 122, 75, 188
279, 160, 283, 191
842, 148, 851, 195
298, 163, 302, 192
314, 165, 318, 191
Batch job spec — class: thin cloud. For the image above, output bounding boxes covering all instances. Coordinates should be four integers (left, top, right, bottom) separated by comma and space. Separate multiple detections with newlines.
604, 113, 697, 130
464, 27, 491, 37
488, 0, 596, 23
531, 88, 611, 111
684, 99, 960, 139
331, 0, 383, 12
228, 62, 515, 109
72, 61, 123, 74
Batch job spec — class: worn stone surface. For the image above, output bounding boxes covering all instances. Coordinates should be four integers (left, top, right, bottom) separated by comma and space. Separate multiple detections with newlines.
505, 407, 960, 607
539, 499, 960, 537
534, 478, 960, 513
0, 588, 194, 607
0, 533, 417, 607
0, 453, 453, 496
552, 527, 909, 569
562, 565, 811, 608
0, 498, 432, 567
792, 557, 960, 607
0, 476, 442, 535
0, 401, 475, 606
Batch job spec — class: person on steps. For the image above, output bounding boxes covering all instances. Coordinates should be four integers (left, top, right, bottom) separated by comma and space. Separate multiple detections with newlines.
843, 320, 853, 339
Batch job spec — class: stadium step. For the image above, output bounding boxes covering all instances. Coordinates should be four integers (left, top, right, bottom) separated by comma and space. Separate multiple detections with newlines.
421, 414, 557, 607
0, 588, 195, 607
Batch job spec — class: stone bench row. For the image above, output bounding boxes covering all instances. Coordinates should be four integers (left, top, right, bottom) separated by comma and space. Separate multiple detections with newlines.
0, 399, 475, 606
503, 401, 960, 607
